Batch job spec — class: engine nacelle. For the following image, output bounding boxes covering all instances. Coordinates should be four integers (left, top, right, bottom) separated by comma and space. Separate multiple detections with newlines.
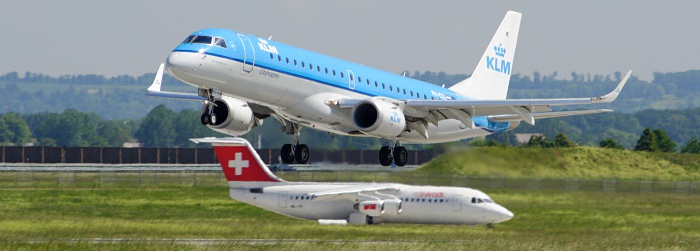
205, 96, 256, 136
351, 99, 406, 138
358, 200, 384, 217
382, 199, 402, 215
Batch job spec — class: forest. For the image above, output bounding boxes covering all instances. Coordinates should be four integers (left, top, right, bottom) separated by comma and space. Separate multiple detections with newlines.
1, 69, 700, 151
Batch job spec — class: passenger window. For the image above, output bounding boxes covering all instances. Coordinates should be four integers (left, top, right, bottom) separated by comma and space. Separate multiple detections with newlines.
390, 85, 393, 91
374, 81, 378, 87
294, 59, 297, 66
269, 53, 274, 59
366, 79, 370, 85
333, 70, 336, 76
358, 76, 362, 82
424, 94, 427, 100
214, 37, 227, 48
382, 83, 385, 89
350, 73, 354, 81
403, 89, 407, 95
325, 68, 329, 74
278, 55, 282, 61
301, 62, 305, 68
410, 91, 414, 96
317, 66, 321, 72
341, 72, 344, 78
309, 63, 313, 70
286, 57, 289, 64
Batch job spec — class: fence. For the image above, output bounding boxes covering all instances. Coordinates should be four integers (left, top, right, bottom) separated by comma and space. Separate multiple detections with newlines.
0, 146, 433, 165
1, 170, 698, 194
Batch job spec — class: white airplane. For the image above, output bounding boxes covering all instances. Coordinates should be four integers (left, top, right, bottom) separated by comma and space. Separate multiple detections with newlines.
190, 137, 514, 226
148, 11, 631, 166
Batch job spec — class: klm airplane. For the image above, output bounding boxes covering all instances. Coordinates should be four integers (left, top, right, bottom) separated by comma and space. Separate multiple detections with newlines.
147, 11, 631, 166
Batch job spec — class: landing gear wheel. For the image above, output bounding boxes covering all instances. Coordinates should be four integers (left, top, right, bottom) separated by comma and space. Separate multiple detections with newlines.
209, 114, 217, 125
280, 144, 295, 164
393, 146, 408, 167
379, 146, 393, 166
200, 113, 210, 125
295, 144, 309, 164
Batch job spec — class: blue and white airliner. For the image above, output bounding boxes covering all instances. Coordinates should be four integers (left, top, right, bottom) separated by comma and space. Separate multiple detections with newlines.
147, 11, 631, 166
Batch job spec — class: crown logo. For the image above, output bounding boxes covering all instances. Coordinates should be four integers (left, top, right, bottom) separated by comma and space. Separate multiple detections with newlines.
493, 43, 506, 57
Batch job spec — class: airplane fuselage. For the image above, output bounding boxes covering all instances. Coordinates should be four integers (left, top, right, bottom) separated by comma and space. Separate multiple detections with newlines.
165, 28, 511, 143
232, 183, 511, 225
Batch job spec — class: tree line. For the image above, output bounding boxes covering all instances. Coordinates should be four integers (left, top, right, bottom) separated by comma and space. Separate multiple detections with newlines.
3, 106, 700, 155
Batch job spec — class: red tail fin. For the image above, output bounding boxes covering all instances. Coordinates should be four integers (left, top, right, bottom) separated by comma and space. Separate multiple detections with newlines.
191, 137, 283, 183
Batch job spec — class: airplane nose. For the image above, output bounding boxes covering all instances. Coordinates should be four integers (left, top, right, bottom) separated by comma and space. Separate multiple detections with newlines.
165, 52, 191, 77
488, 205, 514, 223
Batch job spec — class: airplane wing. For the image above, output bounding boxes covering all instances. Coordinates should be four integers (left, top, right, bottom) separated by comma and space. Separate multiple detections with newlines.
340, 70, 630, 137
145, 63, 205, 101
308, 184, 401, 202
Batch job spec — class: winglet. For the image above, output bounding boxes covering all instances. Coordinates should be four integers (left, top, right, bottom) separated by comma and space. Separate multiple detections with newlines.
147, 63, 165, 92
592, 70, 632, 104
190, 137, 285, 187
145, 63, 206, 100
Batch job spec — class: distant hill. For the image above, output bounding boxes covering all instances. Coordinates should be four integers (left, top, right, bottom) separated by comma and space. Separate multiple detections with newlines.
2, 69, 700, 119
418, 146, 700, 181
2, 69, 700, 149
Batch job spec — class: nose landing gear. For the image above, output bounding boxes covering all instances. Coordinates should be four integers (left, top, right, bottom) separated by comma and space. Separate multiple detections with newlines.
199, 88, 222, 126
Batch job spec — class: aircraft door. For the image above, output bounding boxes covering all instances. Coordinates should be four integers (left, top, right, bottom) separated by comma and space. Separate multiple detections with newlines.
237, 33, 255, 76
279, 192, 288, 208
452, 196, 462, 212
347, 70, 355, 90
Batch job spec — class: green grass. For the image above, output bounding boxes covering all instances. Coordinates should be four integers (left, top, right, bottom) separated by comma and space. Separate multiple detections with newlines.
421, 146, 700, 181
0, 187, 698, 250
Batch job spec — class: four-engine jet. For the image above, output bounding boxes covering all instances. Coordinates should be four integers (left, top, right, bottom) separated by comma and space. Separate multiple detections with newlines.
191, 137, 514, 225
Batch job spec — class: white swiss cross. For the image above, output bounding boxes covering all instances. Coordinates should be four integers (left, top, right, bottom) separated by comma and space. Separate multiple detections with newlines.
228, 152, 249, 175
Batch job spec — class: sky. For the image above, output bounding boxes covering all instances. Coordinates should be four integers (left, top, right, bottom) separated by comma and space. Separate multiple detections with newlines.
1, 1, 698, 81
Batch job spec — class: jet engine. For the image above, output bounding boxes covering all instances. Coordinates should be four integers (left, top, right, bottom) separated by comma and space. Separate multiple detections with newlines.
205, 96, 256, 135
358, 200, 384, 217
381, 199, 402, 215
351, 99, 406, 138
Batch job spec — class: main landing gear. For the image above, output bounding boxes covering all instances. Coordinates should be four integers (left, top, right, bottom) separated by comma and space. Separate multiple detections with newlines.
199, 88, 222, 125
378, 140, 408, 167
280, 120, 309, 164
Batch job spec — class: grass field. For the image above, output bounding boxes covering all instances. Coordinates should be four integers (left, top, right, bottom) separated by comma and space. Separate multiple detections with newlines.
1, 186, 698, 250
421, 146, 700, 181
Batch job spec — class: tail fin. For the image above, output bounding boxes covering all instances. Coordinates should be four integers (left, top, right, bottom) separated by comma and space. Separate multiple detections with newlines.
190, 137, 285, 187
449, 11, 521, 100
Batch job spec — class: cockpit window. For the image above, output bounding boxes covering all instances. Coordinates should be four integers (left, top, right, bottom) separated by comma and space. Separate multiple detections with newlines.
471, 197, 494, 204
214, 37, 227, 48
183, 35, 213, 45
